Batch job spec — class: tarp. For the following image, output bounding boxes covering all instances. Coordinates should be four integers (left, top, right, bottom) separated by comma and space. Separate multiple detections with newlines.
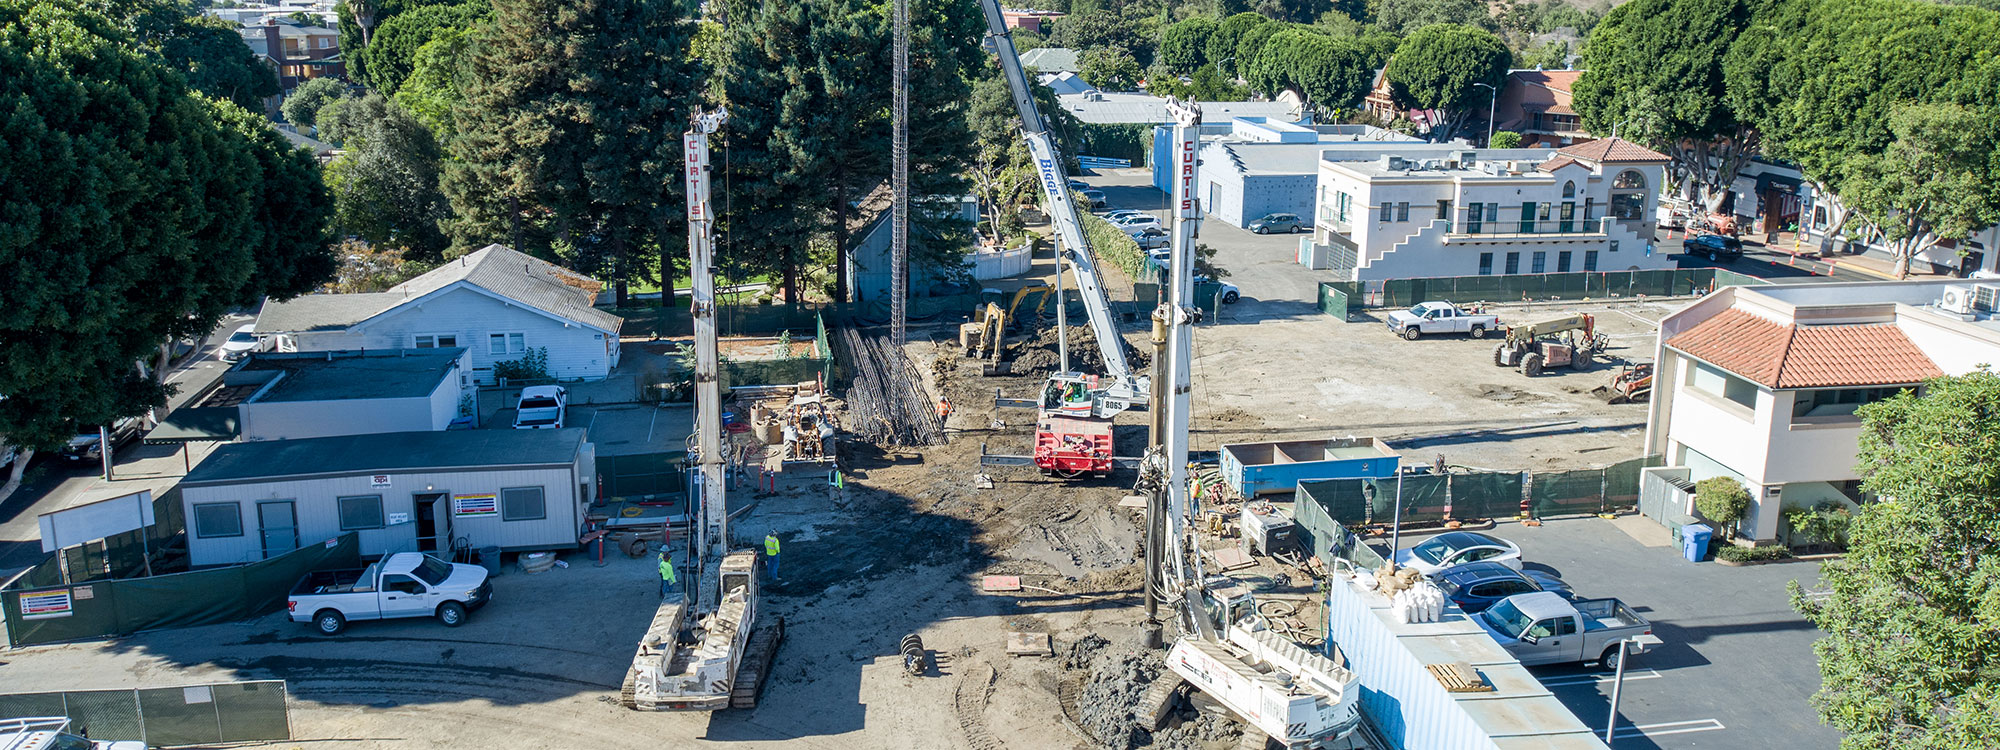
1368, 474, 1448, 524
0, 682, 289, 745
2, 533, 360, 647
1530, 469, 1608, 517
1448, 471, 1524, 519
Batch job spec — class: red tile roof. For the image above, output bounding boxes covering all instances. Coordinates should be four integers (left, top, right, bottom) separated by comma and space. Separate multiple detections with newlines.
1665, 308, 1944, 389
1537, 155, 1582, 172
1558, 137, 1669, 163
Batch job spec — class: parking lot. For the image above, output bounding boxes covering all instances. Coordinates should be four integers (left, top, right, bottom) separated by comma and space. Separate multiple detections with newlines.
1383, 518, 1839, 749
1080, 168, 1677, 471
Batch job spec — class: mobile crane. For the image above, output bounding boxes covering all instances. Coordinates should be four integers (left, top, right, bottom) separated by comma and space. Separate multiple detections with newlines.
1136, 98, 1365, 748
623, 107, 783, 712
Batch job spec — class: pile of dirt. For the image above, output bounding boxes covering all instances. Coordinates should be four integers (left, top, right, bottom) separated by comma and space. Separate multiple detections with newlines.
1009, 324, 1151, 378
1065, 635, 1244, 750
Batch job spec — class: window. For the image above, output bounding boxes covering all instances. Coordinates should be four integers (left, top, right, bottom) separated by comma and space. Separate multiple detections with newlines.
1556, 618, 1579, 636
1436, 200, 1452, 220
1611, 193, 1645, 220
414, 334, 458, 349
1584, 197, 1597, 221
1794, 386, 1911, 418
193, 502, 243, 538
338, 495, 385, 530
1562, 181, 1576, 199
1526, 619, 1557, 638
1538, 203, 1552, 221
1504, 252, 1521, 274
1531, 252, 1547, 274
1396, 202, 1410, 221
1613, 169, 1647, 189
382, 575, 425, 595
1336, 191, 1352, 222
1692, 362, 1759, 409
489, 332, 526, 356
501, 486, 546, 521
1557, 251, 1572, 272
1478, 252, 1494, 276
1379, 202, 1392, 222
1584, 250, 1599, 271
1610, 240, 1621, 253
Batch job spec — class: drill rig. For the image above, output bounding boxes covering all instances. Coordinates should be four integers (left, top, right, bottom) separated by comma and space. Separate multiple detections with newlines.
623, 107, 783, 712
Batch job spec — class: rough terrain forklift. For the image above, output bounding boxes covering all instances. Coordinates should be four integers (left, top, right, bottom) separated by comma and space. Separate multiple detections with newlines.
1492, 313, 1607, 377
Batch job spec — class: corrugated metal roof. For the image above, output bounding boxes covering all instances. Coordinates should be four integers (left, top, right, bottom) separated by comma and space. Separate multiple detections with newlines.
183, 428, 588, 485
257, 244, 624, 336
1020, 47, 1079, 73
1058, 93, 1298, 125
1665, 308, 1944, 388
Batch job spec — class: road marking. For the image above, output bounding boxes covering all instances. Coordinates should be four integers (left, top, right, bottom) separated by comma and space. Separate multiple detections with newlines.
1612, 308, 1662, 328
1615, 718, 1726, 739
644, 405, 657, 444
1539, 669, 1661, 687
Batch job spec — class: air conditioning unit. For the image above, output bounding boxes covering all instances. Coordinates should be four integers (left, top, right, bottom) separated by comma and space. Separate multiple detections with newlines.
1974, 284, 2000, 311
1941, 285, 1977, 314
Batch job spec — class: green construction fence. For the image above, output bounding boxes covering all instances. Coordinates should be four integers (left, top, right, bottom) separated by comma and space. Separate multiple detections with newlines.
1317, 267, 1769, 316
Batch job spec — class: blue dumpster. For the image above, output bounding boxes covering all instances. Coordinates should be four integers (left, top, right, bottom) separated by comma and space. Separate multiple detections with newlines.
1682, 524, 1713, 562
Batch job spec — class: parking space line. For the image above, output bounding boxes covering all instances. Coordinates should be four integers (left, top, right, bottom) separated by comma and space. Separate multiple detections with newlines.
1539, 669, 1661, 687
1612, 308, 1662, 328
1614, 718, 1726, 739
644, 405, 657, 444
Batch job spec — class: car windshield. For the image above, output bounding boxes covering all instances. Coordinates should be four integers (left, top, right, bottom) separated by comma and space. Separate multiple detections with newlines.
1481, 598, 1533, 638
1437, 577, 1464, 597
520, 397, 560, 409
228, 330, 257, 344
1410, 538, 1450, 564
412, 556, 453, 586
1406, 305, 1428, 316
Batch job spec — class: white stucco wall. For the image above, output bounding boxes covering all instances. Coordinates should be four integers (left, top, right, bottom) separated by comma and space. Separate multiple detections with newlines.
294, 286, 616, 383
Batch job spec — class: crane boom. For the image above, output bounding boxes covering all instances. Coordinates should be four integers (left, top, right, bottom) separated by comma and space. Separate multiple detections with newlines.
977, 0, 1147, 410
684, 106, 729, 612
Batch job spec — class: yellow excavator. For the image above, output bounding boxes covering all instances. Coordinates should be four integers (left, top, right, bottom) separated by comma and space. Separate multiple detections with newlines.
963, 284, 1053, 370
1492, 313, 1609, 377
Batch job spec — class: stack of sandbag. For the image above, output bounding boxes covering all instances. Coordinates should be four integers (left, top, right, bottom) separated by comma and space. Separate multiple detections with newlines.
1393, 580, 1446, 623
1375, 563, 1422, 597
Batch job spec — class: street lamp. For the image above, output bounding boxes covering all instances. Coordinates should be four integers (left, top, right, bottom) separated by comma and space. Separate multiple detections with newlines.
1472, 82, 1498, 146
1603, 633, 1665, 747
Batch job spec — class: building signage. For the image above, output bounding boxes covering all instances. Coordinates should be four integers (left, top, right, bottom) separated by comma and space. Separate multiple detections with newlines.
387, 512, 411, 525
370, 474, 392, 488
453, 493, 499, 518
20, 589, 73, 620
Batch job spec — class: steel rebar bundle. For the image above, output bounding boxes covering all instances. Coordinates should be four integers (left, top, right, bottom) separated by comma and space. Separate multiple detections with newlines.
835, 324, 944, 447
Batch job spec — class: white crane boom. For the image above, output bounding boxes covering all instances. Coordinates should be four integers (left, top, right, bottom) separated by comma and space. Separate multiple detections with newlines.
684, 106, 729, 611
977, 0, 1147, 413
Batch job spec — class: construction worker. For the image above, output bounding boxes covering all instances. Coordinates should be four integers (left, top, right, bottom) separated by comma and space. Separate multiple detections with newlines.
936, 397, 952, 420
764, 533, 781, 580
658, 551, 677, 598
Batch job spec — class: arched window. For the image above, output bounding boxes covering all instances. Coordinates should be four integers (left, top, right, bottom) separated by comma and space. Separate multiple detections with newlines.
1562, 181, 1577, 198
1614, 170, 1647, 190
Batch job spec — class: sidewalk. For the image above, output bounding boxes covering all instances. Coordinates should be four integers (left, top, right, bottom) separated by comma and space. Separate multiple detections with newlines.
1741, 231, 1945, 281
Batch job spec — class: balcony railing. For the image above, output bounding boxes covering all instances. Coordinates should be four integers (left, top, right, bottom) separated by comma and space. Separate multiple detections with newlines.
1446, 216, 1614, 238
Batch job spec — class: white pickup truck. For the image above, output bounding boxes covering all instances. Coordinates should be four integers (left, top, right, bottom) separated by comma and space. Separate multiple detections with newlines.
1473, 591, 1656, 669
1385, 301, 1500, 340
288, 552, 492, 635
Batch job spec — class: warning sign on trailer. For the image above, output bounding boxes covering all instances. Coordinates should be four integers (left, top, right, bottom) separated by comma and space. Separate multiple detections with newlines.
453, 493, 498, 517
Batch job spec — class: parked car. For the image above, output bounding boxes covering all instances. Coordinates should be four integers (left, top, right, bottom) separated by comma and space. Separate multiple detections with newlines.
1393, 531, 1523, 574
1687, 233, 1744, 262
0, 717, 145, 750
1385, 301, 1501, 341
1066, 179, 1089, 191
1103, 209, 1148, 221
1132, 227, 1170, 251
1248, 212, 1305, 234
1079, 188, 1108, 210
1474, 591, 1656, 668
1109, 214, 1162, 232
513, 385, 568, 429
58, 417, 143, 463
288, 552, 492, 635
1434, 561, 1573, 614
216, 323, 261, 362
1195, 274, 1240, 304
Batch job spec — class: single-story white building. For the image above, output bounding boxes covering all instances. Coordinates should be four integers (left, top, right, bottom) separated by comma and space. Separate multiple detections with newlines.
215, 348, 473, 441
257, 244, 624, 384
178, 428, 596, 566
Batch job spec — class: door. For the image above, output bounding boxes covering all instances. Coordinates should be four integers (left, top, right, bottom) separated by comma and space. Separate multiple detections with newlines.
378, 574, 431, 617
414, 492, 449, 554
1519, 202, 1536, 233
257, 501, 298, 559
1516, 618, 1568, 665
1560, 202, 1575, 233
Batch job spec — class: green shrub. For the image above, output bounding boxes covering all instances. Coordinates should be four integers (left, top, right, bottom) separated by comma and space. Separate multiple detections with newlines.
1782, 502, 1853, 549
492, 346, 550, 382
1080, 212, 1146, 278
1693, 477, 1751, 534
1716, 544, 1793, 563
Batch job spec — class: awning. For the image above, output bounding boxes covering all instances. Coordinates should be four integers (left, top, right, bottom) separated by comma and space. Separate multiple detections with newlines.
1756, 173, 1803, 196
143, 407, 239, 445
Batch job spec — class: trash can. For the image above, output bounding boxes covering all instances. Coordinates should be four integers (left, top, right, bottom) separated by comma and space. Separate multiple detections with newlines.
1682, 524, 1713, 562
478, 545, 504, 576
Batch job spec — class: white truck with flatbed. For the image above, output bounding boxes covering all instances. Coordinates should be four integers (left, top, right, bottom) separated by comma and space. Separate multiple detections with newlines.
1385, 301, 1499, 340
1473, 591, 1656, 668
287, 552, 491, 635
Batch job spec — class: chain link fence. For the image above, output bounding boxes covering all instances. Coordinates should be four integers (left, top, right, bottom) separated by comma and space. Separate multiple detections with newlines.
0, 681, 290, 746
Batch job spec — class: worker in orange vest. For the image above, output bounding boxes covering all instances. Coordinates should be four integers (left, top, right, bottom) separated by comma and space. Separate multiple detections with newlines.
936, 397, 953, 420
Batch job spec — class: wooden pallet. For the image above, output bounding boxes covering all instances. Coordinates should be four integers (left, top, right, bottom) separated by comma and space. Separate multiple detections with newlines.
1425, 662, 1493, 693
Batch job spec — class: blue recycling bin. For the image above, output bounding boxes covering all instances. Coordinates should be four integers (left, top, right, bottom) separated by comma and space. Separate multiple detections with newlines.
1682, 524, 1713, 562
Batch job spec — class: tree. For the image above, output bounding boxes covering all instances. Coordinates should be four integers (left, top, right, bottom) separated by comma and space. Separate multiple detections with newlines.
1159, 16, 1217, 74
1206, 12, 1267, 76
1521, 39, 1569, 70
324, 238, 435, 292
1572, 0, 1754, 208
1233, 19, 1285, 78
359, 1, 486, 94
1488, 130, 1521, 148
131, 10, 282, 111
1692, 477, 1750, 537
443, 0, 703, 305
0, 0, 333, 499
283, 76, 348, 128
969, 70, 1080, 245
1080, 46, 1144, 90
392, 25, 475, 139
322, 94, 452, 260
1247, 29, 1372, 114
1048, 9, 1149, 67
1385, 24, 1511, 142
1372, 0, 1493, 35
1794, 370, 2000, 750
1840, 104, 2000, 278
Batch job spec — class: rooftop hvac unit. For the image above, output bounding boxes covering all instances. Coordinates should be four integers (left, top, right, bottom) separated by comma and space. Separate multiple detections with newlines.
1940, 285, 1977, 314
1975, 284, 2000, 311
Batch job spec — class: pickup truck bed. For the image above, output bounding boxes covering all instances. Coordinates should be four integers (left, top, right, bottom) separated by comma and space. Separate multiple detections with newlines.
291, 565, 377, 596
1577, 597, 1645, 630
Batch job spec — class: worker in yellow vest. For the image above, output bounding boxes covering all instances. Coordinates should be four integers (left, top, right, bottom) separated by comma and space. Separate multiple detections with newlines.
764, 533, 781, 580
657, 551, 677, 598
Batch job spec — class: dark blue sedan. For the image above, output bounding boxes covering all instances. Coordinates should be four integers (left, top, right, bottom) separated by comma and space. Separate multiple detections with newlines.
1433, 561, 1574, 614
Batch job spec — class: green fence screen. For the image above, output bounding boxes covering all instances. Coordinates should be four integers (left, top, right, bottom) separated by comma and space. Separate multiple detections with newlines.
1449, 471, 1525, 519
1368, 475, 1449, 524
1318, 283, 1354, 321
0, 681, 290, 745
1530, 469, 1609, 517
3, 534, 360, 647
597, 451, 688, 500
1294, 480, 1369, 559
1317, 268, 1770, 314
